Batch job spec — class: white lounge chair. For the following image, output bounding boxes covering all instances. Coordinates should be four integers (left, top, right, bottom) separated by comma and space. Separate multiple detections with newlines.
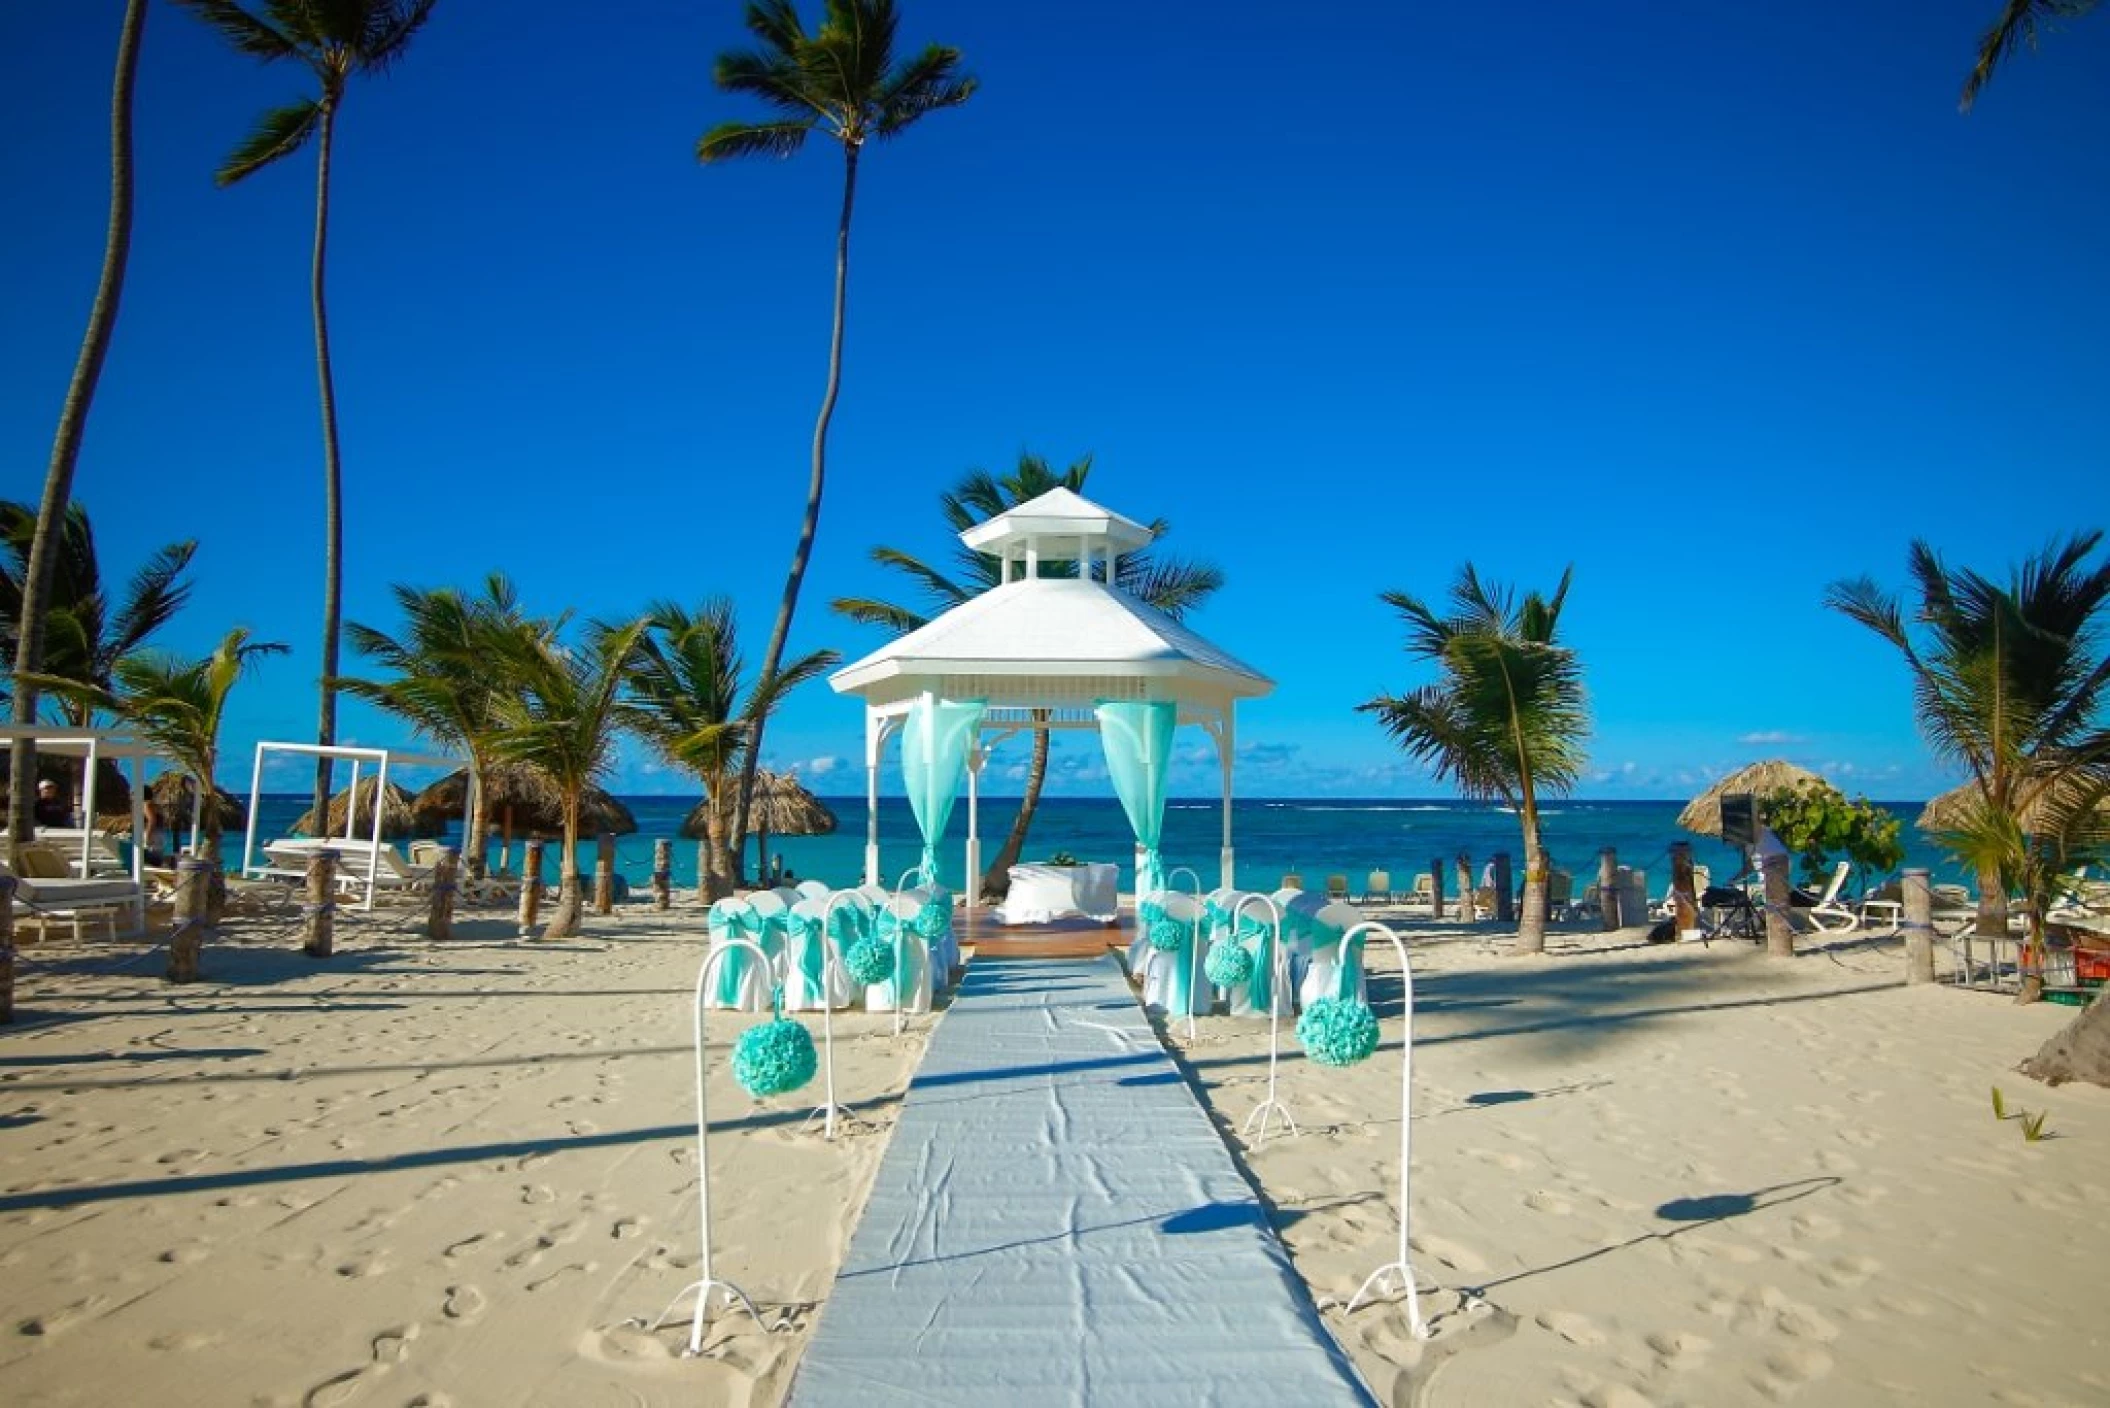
1801, 861, 1857, 934
1361, 869, 1392, 905
2, 847, 142, 940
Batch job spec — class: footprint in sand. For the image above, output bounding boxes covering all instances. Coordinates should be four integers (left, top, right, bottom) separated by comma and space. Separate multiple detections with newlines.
1816, 1255, 1879, 1290
302, 1324, 418, 1408
17, 1296, 109, 1337
1789, 1213, 1842, 1242
1536, 1310, 1606, 1346
1524, 1191, 1573, 1216
442, 1233, 487, 1261
519, 1184, 556, 1205
1646, 1330, 1711, 1362
441, 1285, 485, 1322
610, 1217, 644, 1240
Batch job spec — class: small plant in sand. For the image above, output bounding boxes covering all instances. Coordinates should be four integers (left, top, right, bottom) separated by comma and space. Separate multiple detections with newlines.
2020, 1110, 2050, 1143
1991, 1085, 2008, 1120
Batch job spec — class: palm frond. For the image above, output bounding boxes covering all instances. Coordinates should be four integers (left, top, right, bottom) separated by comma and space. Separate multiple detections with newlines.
829, 595, 926, 633
173, 0, 298, 60
698, 119, 811, 162
1961, 0, 2096, 110
216, 97, 322, 185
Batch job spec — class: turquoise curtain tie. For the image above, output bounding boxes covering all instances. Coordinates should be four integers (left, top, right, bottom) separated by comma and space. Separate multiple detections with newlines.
902, 696, 987, 891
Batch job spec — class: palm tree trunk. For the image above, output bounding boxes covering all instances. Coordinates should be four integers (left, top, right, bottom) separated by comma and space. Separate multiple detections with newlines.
1976, 863, 2010, 937
465, 763, 489, 880
1516, 797, 1548, 954
308, 96, 346, 827
7, 0, 146, 862
981, 717, 1051, 899
704, 797, 734, 903
545, 793, 582, 938
734, 142, 861, 883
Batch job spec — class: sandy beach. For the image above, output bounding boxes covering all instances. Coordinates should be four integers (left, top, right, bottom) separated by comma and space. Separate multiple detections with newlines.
2, 899, 2106, 1406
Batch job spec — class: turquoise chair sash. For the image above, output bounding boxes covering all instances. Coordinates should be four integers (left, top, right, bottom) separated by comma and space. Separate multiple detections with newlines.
707, 903, 765, 1006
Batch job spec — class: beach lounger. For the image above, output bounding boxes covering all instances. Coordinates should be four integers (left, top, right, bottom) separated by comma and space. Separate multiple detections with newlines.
1361, 869, 1391, 905
1, 848, 142, 940
1407, 872, 1435, 911
1324, 874, 1351, 904
1801, 861, 1857, 934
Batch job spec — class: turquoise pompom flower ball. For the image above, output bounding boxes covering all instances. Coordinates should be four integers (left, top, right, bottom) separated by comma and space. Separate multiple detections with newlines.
1204, 940, 1254, 988
844, 936, 895, 986
1147, 919, 1186, 954
733, 1018, 818, 1099
1296, 996, 1381, 1068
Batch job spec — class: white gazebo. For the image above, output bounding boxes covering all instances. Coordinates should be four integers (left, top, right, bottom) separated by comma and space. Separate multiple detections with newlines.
830, 487, 1273, 909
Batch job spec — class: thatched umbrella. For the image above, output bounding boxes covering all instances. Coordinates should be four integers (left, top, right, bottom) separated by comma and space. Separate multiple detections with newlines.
1677, 759, 1827, 837
1917, 778, 2106, 836
291, 776, 437, 840
679, 772, 836, 877
413, 765, 636, 843
1, 755, 132, 816
143, 772, 247, 841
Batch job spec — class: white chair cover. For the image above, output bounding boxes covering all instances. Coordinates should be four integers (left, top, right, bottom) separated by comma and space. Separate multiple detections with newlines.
1271, 888, 1315, 1001
795, 879, 831, 902
862, 893, 934, 1014
783, 896, 858, 1011
705, 896, 770, 1011
1138, 891, 1209, 1016
1298, 899, 1370, 1008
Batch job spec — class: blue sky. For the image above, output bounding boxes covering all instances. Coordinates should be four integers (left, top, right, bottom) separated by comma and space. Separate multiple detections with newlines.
5, 1, 2107, 802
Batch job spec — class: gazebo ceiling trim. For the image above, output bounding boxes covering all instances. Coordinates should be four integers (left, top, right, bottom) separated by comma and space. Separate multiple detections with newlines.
831, 578, 1272, 703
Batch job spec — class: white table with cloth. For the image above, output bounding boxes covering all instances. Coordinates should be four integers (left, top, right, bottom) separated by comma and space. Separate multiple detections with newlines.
995, 863, 1120, 924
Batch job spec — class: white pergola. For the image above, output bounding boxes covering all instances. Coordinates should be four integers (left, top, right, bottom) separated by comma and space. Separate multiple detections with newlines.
238, 740, 460, 912
1, 724, 154, 924
830, 487, 1273, 909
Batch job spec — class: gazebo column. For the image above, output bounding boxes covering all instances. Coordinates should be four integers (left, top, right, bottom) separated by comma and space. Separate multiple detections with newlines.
964, 741, 983, 916
863, 710, 884, 886
1207, 708, 1236, 890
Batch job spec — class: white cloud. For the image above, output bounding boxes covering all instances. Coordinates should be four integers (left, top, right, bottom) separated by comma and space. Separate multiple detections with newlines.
804, 755, 842, 777
1738, 730, 1807, 746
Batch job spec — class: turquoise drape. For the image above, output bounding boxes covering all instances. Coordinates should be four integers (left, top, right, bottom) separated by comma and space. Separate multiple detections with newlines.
1097, 700, 1178, 895
902, 696, 986, 888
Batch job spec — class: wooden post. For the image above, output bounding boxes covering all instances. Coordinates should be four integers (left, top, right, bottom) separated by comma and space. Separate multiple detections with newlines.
1492, 851, 1514, 924
302, 849, 336, 959
1670, 842, 1698, 938
595, 833, 615, 915
518, 838, 544, 935
1455, 853, 1477, 923
0, 875, 16, 1025
652, 839, 672, 912
427, 846, 459, 941
1762, 852, 1795, 957
170, 855, 213, 981
1903, 867, 1935, 984
1429, 858, 1445, 920
1598, 848, 1619, 930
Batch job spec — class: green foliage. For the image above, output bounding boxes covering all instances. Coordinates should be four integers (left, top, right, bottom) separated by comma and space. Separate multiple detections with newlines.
1046, 850, 1078, 867
1991, 1085, 2007, 1120
1761, 783, 1905, 886
2020, 1109, 2050, 1142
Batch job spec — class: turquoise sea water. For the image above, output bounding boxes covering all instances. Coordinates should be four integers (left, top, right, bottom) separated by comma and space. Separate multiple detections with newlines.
239, 795, 1966, 896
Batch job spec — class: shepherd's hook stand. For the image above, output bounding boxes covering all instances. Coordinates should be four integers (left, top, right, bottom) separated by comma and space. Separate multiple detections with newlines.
644, 937, 773, 1354
799, 892, 867, 1139
1338, 921, 1429, 1340
1234, 892, 1298, 1146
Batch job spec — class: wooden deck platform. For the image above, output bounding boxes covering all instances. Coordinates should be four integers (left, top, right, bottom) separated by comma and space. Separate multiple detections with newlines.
956, 904, 1131, 961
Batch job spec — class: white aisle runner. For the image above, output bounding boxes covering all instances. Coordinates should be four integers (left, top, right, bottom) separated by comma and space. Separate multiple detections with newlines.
788, 955, 1376, 1406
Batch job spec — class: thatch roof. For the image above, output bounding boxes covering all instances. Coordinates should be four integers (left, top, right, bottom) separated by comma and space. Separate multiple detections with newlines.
411, 765, 635, 838
678, 771, 837, 840
1917, 777, 2109, 836
291, 776, 439, 840
145, 773, 247, 831
1, 755, 132, 815
1677, 760, 1827, 837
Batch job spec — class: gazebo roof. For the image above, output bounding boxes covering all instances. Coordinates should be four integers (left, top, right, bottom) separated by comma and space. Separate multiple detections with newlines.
958, 485, 1155, 559
832, 488, 1271, 715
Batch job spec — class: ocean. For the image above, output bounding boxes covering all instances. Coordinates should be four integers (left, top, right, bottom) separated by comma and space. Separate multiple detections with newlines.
232, 795, 1967, 896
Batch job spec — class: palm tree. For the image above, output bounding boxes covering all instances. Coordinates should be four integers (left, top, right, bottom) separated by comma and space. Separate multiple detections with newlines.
620, 600, 838, 902
8, 0, 149, 864
832, 452, 1224, 897
2, 502, 196, 729
1358, 566, 1588, 955
338, 574, 543, 880
700, 0, 975, 880
486, 617, 649, 938
1826, 533, 2110, 948
1962, 1, 2098, 110
36, 628, 287, 862
176, 0, 440, 830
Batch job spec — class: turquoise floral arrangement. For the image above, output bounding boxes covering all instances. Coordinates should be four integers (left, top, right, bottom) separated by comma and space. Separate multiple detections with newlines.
1204, 939, 1254, 987
732, 1011, 819, 1098
1147, 919, 1186, 954
1296, 996, 1381, 1067
844, 935, 895, 986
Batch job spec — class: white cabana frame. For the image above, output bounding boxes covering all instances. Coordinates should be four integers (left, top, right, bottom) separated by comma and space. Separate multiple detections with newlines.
0, 724, 154, 935
830, 487, 1272, 910
240, 740, 460, 912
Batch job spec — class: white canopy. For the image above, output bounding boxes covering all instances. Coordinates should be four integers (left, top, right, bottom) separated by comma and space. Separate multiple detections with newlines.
830, 487, 1272, 899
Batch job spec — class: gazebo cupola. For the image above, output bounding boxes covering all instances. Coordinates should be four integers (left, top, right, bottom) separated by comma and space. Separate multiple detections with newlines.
831, 486, 1272, 901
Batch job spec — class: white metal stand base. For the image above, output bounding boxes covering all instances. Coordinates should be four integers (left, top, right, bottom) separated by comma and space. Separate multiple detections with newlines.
648, 1276, 762, 1356
1345, 1260, 1429, 1339
1241, 1097, 1299, 1145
